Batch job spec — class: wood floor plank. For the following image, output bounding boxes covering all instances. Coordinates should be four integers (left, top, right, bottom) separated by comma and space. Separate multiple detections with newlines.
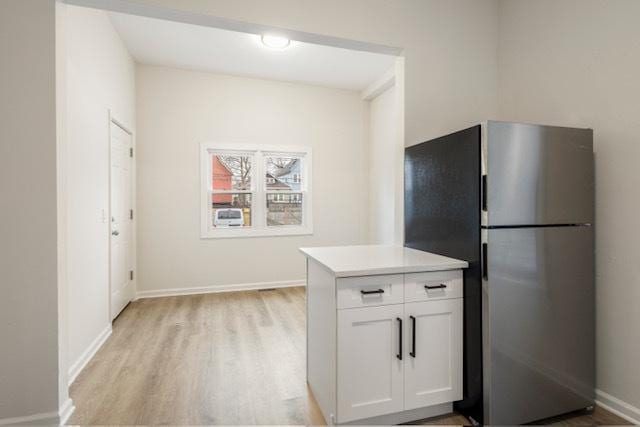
68, 287, 630, 426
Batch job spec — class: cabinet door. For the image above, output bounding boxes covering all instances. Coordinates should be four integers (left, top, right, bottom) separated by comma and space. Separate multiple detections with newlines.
404, 299, 463, 410
337, 304, 404, 423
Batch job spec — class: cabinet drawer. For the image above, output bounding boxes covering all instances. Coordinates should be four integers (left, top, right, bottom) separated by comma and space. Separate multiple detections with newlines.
404, 270, 463, 303
337, 274, 404, 309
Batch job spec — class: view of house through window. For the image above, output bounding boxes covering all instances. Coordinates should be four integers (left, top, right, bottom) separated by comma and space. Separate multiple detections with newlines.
202, 144, 312, 237
265, 156, 303, 226
211, 154, 253, 227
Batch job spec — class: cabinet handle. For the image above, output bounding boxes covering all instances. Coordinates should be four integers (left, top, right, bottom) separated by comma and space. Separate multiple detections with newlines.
360, 289, 384, 295
410, 315, 416, 358
425, 284, 447, 290
396, 317, 403, 360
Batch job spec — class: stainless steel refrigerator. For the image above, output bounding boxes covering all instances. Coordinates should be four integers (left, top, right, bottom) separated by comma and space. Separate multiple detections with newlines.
404, 121, 595, 425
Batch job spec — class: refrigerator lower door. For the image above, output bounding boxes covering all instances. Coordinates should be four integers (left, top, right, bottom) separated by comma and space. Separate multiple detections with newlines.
483, 226, 595, 425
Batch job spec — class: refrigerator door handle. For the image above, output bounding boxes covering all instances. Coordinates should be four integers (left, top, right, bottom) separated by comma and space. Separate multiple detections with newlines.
482, 175, 488, 211
482, 243, 488, 280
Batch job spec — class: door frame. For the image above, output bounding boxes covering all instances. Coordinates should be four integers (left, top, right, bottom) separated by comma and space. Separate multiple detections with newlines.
108, 110, 136, 320
362, 57, 405, 245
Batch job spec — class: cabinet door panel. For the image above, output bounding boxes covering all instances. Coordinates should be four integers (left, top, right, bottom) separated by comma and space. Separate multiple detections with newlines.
404, 299, 463, 410
337, 304, 404, 423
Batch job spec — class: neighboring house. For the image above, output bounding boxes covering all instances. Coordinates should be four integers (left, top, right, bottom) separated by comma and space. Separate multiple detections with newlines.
266, 172, 291, 191
212, 156, 232, 205
267, 159, 302, 199
273, 159, 301, 191
266, 171, 300, 204
266, 160, 302, 226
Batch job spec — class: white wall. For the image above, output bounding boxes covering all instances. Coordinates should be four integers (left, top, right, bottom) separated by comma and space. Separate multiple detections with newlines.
0, 0, 61, 421
64, 4, 135, 382
367, 85, 398, 245
136, 65, 368, 294
497, 0, 640, 419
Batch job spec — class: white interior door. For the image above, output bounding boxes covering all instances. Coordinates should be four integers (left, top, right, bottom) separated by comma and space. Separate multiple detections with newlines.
110, 121, 134, 320
337, 304, 404, 423
404, 299, 463, 410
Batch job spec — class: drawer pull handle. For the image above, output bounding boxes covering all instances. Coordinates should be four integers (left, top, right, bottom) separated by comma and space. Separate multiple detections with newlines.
409, 315, 416, 358
425, 284, 447, 290
360, 289, 385, 295
396, 317, 403, 360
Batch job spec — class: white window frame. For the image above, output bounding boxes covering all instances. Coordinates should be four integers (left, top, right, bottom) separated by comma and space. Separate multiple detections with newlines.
200, 142, 313, 238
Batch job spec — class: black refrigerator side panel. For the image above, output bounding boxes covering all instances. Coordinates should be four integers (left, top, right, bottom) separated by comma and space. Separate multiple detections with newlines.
404, 125, 482, 422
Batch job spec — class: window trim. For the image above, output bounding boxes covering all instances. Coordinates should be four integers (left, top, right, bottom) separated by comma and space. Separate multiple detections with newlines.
200, 142, 313, 239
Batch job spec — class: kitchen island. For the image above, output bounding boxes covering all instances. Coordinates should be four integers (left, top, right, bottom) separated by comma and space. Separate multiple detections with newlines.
300, 245, 468, 425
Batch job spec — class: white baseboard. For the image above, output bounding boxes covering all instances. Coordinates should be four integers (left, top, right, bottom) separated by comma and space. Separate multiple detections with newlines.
596, 389, 640, 424
136, 279, 306, 299
0, 411, 58, 426
68, 324, 112, 387
58, 398, 75, 426
0, 398, 73, 426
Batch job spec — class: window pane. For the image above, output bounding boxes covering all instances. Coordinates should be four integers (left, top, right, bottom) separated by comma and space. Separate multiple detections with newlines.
266, 193, 303, 226
265, 157, 302, 191
212, 193, 252, 227
212, 154, 252, 190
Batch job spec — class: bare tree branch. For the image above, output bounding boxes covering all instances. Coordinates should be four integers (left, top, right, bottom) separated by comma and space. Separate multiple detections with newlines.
219, 155, 252, 190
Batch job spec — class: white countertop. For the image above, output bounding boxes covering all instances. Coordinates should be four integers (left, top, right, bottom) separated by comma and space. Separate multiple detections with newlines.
299, 245, 468, 277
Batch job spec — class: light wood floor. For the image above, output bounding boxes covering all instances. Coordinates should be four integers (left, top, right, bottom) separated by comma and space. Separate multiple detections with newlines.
69, 287, 629, 425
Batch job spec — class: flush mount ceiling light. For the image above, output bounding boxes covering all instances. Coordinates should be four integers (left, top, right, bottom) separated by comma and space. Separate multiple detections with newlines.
261, 34, 291, 50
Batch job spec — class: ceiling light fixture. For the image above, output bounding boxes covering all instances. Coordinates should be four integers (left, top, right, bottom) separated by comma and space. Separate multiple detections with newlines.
261, 34, 291, 50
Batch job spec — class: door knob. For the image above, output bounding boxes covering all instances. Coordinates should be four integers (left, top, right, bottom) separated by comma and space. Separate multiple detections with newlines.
112, 230, 120, 236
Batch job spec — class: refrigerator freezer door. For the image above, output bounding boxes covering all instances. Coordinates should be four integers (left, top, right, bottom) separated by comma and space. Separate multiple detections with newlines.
483, 226, 595, 425
485, 121, 594, 226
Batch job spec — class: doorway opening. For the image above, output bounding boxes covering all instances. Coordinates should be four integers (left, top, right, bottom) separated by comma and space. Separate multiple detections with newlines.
61, 2, 404, 424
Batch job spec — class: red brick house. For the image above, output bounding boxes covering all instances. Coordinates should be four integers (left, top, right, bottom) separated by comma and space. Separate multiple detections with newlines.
212, 156, 232, 204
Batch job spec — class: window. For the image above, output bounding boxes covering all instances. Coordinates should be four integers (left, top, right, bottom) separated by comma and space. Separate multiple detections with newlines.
201, 143, 312, 238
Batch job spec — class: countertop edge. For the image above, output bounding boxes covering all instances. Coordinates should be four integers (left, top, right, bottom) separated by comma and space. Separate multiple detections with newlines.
299, 247, 469, 277
331, 262, 469, 278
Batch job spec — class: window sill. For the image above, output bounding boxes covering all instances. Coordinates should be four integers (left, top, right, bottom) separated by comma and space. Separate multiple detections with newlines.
201, 226, 313, 239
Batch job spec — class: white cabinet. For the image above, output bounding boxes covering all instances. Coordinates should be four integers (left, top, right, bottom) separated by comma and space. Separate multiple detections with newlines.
404, 299, 463, 410
336, 299, 463, 423
301, 246, 468, 425
337, 304, 404, 422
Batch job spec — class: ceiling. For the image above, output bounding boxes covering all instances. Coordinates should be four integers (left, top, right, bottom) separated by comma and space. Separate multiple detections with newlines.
108, 12, 398, 91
